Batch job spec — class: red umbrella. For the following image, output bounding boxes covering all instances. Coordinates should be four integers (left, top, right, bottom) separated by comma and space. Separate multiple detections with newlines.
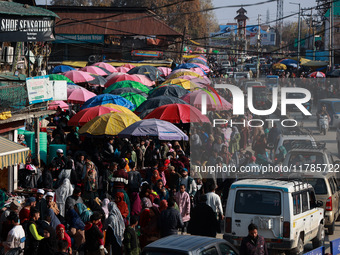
48, 101, 69, 110
67, 87, 97, 104
93, 62, 117, 73
68, 105, 121, 126
144, 104, 210, 123
80, 66, 108, 76
63, 70, 95, 83
181, 90, 232, 111
309, 71, 325, 78
116, 66, 130, 73
104, 74, 141, 88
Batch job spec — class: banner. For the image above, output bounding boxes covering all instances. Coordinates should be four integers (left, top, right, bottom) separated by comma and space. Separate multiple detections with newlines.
0, 16, 55, 42
26, 76, 53, 104
54, 34, 104, 44
331, 238, 340, 255
303, 246, 324, 255
51, 80, 67, 101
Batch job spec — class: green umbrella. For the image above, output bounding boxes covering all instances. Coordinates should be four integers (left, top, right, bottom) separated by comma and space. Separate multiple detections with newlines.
120, 92, 147, 111
48, 74, 73, 83
103, 80, 150, 94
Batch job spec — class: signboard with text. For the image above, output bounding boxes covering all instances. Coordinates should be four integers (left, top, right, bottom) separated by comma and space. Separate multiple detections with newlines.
0, 16, 55, 42
131, 50, 163, 58
26, 76, 52, 104
54, 34, 104, 44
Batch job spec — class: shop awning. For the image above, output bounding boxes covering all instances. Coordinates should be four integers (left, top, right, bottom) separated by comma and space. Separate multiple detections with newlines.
0, 137, 30, 169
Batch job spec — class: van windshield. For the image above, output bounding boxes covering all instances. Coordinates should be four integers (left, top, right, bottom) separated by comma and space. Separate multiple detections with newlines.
235, 190, 281, 215
305, 178, 327, 195
333, 102, 340, 113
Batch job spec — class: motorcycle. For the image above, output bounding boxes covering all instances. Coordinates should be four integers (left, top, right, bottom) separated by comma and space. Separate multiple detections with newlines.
319, 114, 329, 135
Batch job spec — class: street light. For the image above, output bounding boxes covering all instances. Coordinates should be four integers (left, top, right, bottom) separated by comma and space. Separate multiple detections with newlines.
290, 2, 301, 70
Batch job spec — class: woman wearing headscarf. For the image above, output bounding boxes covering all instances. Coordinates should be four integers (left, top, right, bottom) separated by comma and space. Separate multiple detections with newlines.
101, 198, 110, 219
130, 192, 142, 217
151, 170, 161, 186
75, 203, 93, 224
105, 202, 125, 255
115, 192, 129, 221
56, 224, 72, 253
47, 208, 61, 230
55, 178, 74, 217
229, 126, 240, 154
37, 220, 57, 255
139, 197, 160, 249
159, 200, 168, 212
67, 209, 85, 251
83, 161, 98, 200
154, 180, 169, 201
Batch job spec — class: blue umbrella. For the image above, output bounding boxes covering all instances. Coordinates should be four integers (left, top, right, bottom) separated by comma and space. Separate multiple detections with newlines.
173, 63, 207, 75
279, 59, 298, 67
188, 58, 208, 66
52, 65, 76, 74
81, 94, 135, 110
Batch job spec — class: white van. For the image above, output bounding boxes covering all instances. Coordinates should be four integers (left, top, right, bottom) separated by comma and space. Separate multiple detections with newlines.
224, 179, 324, 254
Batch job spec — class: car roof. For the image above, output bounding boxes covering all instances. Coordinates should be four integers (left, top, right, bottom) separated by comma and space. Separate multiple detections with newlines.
231, 179, 312, 192
144, 235, 227, 252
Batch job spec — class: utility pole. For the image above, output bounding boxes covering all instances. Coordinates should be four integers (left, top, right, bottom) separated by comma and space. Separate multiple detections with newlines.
329, 0, 333, 70
257, 14, 261, 79
290, 2, 301, 70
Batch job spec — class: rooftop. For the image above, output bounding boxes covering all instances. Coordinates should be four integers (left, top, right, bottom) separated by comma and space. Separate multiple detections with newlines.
0, 1, 58, 17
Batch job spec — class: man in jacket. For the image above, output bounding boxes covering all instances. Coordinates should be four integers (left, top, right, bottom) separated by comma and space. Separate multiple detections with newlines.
64, 187, 83, 216
84, 212, 104, 255
159, 197, 183, 237
179, 168, 197, 198
240, 223, 268, 255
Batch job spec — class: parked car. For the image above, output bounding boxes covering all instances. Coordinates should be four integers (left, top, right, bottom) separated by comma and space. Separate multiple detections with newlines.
286, 93, 312, 113
224, 179, 324, 254
142, 235, 239, 255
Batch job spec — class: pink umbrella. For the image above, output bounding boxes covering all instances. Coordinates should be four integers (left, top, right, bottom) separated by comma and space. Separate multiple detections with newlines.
48, 101, 69, 110
188, 68, 205, 76
190, 77, 211, 86
104, 74, 141, 88
80, 66, 108, 76
116, 66, 130, 73
123, 64, 136, 69
133, 74, 155, 87
63, 70, 95, 83
157, 67, 172, 77
194, 63, 210, 72
93, 62, 117, 73
106, 72, 126, 80
181, 90, 232, 111
67, 87, 97, 104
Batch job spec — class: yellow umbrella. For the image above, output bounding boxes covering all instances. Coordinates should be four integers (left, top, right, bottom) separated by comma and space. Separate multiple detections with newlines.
79, 112, 140, 136
272, 63, 287, 70
100, 104, 135, 115
167, 71, 203, 79
162, 79, 200, 90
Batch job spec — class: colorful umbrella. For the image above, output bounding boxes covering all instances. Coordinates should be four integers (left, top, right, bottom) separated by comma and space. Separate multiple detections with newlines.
279, 59, 298, 67
132, 74, 155, 87
52, 65, 76, 74
63, 70, 95, 83
48, 74, 73, 83
190, 77, 211, 86
108, 87, 148, 98
95, 66, 112, 75
174, 63, 202, 71
68, 106, 122, 126
119, 92, 147, 110
123, 64, 136, 69
181, 90, 232, 111
144, 104, 210, 123
67, 84, 84, 91
189, 67, 206, 76
128, 65, 163, 81
187, 58, 208, 66
134, 95, 188, 114
93, 62, 117, 73
88, 75, 107, 87
81, 94, 135, 110
48, 101, 69, 110
168, 71, 202, 79
163, 79, 200, 90
105, 72, 126, 80
103, 81, 150, 94
67, 87, 96, 104
194, 63, 210, 72
157, 67, 172, 77
272, 63, 287, 70
149, 85, 189, 99
116, 66, 130, 73
118, 119, 188, 141
309, 71, 325, 78
80, 66, 108, 76
101, 104, 136, 115
79, 112, 140, 136
104, 74, 141, 88
175, 75, 203, 81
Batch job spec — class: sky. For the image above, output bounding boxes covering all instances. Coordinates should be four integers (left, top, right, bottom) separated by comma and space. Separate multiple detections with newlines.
212, 0, 317, 26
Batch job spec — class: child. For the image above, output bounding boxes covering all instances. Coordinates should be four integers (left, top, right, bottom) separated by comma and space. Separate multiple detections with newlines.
123, 216, 141, 255
175, 184, 191, 234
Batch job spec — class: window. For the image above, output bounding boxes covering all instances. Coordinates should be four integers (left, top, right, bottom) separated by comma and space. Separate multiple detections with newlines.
199, 247, 219, 255
309, 190, 317, 209
302, 192, 309, 212
292, 193, 301, 215
219, 243, 237, 255
305, 178, 327, 195
235, 190, 281, 215
270, 34, 275, 41
329, 178, 337, 195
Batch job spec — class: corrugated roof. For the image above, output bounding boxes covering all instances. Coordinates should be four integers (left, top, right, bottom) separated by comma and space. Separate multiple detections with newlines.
51, 7, 181, 37
0, 1, 58, 17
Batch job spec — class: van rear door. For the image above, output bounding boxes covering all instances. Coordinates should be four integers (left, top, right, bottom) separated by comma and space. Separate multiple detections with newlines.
232, 189, 283, 239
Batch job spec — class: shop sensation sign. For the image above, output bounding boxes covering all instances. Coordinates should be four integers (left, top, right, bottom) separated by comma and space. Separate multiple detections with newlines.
0, 17, 55, 42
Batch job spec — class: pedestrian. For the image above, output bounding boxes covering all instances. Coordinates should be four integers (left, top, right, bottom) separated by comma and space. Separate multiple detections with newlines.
159, 197, 183, 237
240, 223, 268, 255
205, 182, 224, 227
19, 197, 36, 225
175, 184, 191, 234
187, 194, 218, 237
54, 240, 69, 255
64, 186, 83, 217
105, 202, 125, 255
123, 215, 141, 255
3, 212, 25, 255
35, 189, 48, 221
84, 212, 105, 255
56, 178, 74, 217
